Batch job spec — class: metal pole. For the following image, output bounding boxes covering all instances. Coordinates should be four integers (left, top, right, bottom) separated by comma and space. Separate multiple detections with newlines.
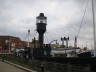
92, 0, 96, 56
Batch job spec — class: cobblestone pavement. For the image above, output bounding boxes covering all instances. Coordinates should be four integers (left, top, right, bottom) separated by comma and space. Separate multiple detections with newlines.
0, 61, 27, 72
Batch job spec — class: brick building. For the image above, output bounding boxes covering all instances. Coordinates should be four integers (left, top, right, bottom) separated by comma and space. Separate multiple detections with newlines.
0, 36, 27, 54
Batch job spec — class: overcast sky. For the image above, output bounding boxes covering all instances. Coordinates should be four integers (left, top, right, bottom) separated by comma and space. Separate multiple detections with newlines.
0, 0, 96, 49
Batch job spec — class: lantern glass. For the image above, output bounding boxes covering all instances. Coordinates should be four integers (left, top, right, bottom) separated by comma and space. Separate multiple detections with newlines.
36, 13, 47, 23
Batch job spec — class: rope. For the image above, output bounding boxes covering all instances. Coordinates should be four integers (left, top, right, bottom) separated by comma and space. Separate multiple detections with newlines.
76, 0, 89, 38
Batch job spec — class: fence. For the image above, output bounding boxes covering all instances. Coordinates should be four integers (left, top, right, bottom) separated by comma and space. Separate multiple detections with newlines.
0, 54, 92, 72
41, 61, 90, 72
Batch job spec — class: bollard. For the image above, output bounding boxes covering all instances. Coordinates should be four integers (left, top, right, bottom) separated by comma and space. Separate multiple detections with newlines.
40, 63, 45, 72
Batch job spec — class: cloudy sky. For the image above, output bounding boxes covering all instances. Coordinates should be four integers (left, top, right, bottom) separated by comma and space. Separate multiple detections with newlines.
0, 0, 96, 49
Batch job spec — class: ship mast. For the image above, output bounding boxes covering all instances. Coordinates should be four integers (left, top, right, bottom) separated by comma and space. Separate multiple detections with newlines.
27, 29, 30, 47
92, 0, 96, 56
